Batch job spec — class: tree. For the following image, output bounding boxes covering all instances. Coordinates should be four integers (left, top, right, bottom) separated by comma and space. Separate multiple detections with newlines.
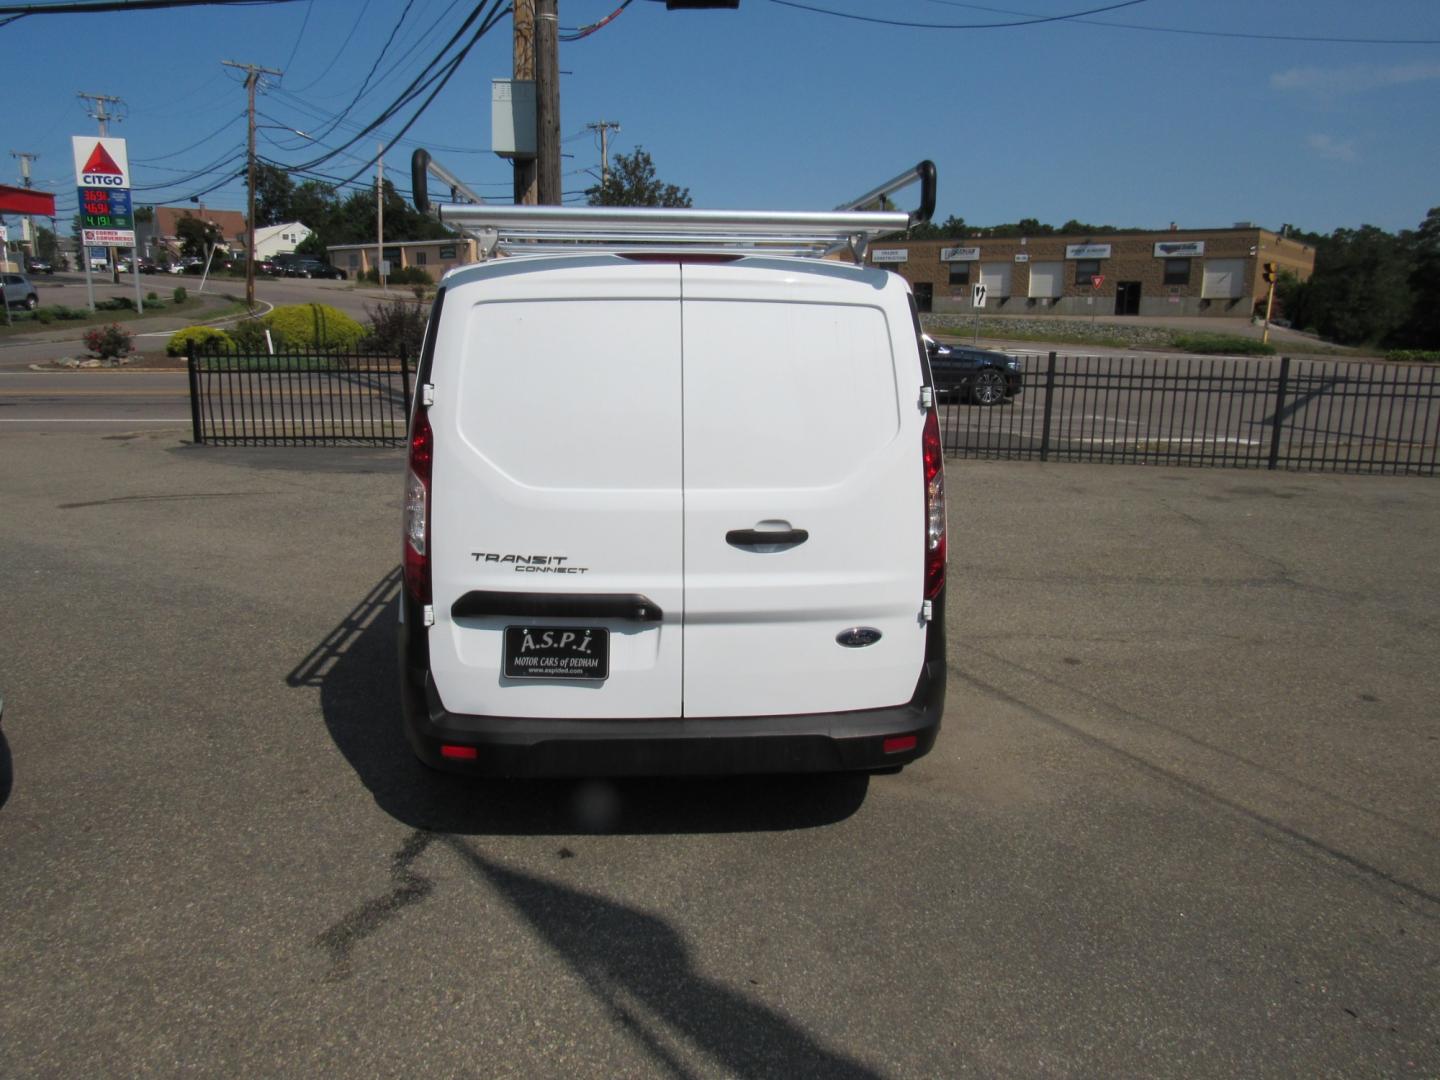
253, 162, 295, 226
586, 147, 691, 207
34, 224, 59, 263
175, 214, 222, 258
1401, 207, 1440, 347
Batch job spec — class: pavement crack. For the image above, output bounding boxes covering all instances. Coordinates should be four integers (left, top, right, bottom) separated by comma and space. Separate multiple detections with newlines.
316, 830, 436, 982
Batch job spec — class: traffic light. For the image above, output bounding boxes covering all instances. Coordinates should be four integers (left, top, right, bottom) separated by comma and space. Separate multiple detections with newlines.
1263, 261, 1279, 283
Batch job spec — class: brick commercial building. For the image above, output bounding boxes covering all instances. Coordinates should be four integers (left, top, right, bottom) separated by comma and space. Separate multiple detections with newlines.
868, 226, 1315, 318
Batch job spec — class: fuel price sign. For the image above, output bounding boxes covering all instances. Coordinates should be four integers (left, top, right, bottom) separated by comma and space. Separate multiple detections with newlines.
77, 186, 135, 246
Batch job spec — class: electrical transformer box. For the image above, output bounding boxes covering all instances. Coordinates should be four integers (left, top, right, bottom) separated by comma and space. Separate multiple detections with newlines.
492, 79, 536, 159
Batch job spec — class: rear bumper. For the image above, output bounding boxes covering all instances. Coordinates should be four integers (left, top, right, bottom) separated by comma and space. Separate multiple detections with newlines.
398, 596, 946, 778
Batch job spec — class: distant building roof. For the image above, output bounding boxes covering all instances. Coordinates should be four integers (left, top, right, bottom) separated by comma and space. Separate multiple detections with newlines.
154, 204, 247, 241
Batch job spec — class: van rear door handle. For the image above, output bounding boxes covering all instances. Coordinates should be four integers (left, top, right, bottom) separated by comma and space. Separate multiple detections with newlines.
452, 591, 663, 622
726, 528, 809, 548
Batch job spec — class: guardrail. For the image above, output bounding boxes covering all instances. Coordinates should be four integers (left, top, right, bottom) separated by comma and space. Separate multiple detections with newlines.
943, 353, 1440, 476
186, 348, 412, 447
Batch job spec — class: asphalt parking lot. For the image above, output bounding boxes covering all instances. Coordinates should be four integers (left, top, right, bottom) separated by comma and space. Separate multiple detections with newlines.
1, 432, 1437, 1078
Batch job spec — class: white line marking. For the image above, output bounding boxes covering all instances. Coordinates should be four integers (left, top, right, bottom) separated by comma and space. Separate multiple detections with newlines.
0, 418, 191, 423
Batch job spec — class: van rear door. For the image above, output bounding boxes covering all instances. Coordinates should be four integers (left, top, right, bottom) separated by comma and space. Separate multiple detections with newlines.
680, 262, 926, 718
426, 260, 684, 719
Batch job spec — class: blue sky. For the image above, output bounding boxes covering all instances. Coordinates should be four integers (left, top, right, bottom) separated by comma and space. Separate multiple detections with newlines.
4, 0, 1439, 236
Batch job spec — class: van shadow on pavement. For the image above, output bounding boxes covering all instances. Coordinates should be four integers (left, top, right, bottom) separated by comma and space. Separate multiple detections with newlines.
293, 570, 871, 835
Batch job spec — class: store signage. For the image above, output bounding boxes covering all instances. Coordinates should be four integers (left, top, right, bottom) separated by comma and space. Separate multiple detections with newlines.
72, 136, 131, 189
1154, 240, 1205, 257
1066, 244, 1111, 259
871, 248, 908, 263
73, 136, 135, 247
1014, 253, 1029, 263
940, 246, 980, 262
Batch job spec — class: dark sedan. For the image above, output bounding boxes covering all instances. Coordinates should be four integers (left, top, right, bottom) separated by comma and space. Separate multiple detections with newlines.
283, 258, 347, 280
924, 336, 1024, 406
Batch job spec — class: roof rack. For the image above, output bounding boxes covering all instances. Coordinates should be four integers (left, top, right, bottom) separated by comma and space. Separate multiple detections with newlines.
410, 154, 935, 262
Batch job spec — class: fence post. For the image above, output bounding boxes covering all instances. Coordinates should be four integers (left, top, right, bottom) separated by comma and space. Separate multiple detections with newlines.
186, 343, 203, 445
1267, 355, 1291, 470
1039, 351, 1057, 462
400, 345, 412, 421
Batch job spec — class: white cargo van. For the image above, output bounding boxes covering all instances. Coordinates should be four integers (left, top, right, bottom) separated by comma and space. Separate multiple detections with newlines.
398, 170, 946, 776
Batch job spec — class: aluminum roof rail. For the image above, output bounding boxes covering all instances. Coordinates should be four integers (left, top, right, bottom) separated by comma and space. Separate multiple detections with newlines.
433, 204, 911, 260
410, 153, 936, 262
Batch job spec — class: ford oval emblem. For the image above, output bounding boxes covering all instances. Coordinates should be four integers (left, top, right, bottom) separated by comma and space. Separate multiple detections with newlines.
836, 626, 882, 648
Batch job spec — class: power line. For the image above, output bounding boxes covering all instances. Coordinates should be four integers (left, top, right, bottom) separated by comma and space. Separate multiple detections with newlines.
767, 0, 1151, 30
917, 0, 1440, 45
284, 0, 374, 92
0, 0, 301, 27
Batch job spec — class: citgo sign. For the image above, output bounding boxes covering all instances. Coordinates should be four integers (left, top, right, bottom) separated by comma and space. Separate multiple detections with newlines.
72, 137, 131, 189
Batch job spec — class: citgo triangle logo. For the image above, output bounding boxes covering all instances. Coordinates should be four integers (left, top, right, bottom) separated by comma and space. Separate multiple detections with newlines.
81, 143, 123, 176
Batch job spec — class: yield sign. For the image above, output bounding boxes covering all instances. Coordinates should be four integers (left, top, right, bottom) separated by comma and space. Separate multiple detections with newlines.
1090, 274, 1105, 290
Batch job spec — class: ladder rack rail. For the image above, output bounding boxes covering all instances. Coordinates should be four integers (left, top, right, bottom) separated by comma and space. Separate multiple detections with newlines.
410, 153, 936, 261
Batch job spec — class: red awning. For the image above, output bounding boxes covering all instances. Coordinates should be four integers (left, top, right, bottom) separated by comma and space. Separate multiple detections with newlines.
0, 184, 57, 217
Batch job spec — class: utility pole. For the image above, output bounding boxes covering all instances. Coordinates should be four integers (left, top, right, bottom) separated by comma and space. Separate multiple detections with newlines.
535, 0, 561, 205
77, 91, 123, 136
77, 92, 124, 283
586, 121, 620, 186
376, 142, 386, 291
512, 0, 537, 205
10, 151, 37, 257
222, 60, 282, 311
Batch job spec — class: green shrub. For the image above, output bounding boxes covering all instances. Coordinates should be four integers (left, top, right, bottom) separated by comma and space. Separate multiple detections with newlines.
173, 286, 187, 304
34, 308, 54, 324
84, 323, 134, 359
52, 305, 86, 321
264, 302, 365, 351
1385, 350, 1440, 363
96, 296, 135, 312
227, 318, 271, 353
1172, 333, 1276, 356
359, 266, 432, 286
146, 291, 159, 302
165, 325, 232, 357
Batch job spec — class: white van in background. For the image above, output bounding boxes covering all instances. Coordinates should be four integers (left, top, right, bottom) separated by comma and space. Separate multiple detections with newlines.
398, 181, 946, 777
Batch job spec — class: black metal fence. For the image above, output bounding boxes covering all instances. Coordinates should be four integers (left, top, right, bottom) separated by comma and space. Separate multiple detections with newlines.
943, 353, 1440, 476
187, 348, 411, 447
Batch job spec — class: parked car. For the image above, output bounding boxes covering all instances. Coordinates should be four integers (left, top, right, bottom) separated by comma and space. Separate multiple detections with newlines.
137, 258, 158, 274
2, 272, 39, 310
398, 228, 947, 778
283, 257, 347, 280
25, 259, 52, 275
924, 335, 1023, 406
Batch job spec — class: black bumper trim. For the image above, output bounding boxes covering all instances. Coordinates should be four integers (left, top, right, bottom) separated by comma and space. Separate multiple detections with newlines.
400, 589, 947, 778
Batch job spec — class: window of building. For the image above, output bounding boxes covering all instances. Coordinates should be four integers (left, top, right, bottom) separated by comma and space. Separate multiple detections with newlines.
947, 263, 970, 286
1163, 258, 1191, 286
1074, 258, 1102, 285
415, 251, 428, 265
347, 254, 359, 270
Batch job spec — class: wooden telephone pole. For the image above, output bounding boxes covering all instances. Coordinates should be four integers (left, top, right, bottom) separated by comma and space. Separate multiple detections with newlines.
222, 60, 282, 310
513, 0, 560, 206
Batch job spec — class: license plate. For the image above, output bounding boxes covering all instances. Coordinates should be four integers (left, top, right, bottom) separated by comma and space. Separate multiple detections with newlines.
504, 625, 610, 681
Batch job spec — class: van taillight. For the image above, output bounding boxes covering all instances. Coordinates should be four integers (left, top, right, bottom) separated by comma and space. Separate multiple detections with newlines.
922, 407, 946, 599
403, 409, 433, 604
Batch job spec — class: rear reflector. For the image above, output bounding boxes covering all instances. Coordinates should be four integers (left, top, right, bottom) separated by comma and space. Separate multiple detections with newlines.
440, 744, 478, 760
883, 735, 918, 754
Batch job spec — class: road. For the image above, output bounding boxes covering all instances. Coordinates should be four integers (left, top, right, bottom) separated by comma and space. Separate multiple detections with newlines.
0, 370, 191, 429
1, 433, 1436, 1077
